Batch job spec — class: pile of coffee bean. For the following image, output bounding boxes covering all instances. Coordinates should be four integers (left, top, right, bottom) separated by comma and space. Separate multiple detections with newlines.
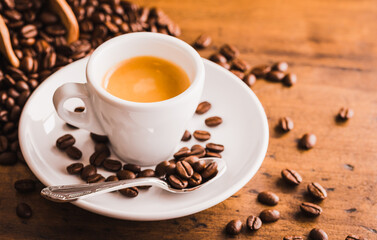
55, 100, 223, 196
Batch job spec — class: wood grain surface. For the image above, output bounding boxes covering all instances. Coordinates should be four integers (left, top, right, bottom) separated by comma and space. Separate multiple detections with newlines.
1, 0, 377, 239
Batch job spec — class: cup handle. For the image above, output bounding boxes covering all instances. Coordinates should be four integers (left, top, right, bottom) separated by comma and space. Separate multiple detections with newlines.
53, 83, 105, 135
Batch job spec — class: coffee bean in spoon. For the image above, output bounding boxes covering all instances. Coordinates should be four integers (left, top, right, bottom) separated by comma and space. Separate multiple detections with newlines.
176, 160, 194, 179
188, 172, 202, 187
168, 174, 188, 189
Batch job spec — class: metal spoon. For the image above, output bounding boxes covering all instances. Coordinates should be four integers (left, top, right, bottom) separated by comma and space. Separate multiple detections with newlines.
41, 158, 226, 203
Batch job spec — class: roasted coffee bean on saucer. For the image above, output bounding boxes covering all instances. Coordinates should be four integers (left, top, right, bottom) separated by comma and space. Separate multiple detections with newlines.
205, 116, 222, 127
181, 130, 191, 141
193, 130, 211, 141
56, 134, 75, 150
196, 101, 211, 114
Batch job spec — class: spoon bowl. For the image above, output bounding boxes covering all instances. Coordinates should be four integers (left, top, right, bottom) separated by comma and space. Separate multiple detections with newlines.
41, 158, 227, 203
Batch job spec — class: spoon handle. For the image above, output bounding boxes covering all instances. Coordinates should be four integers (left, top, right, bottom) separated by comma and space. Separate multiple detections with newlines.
41, 177, 161, 202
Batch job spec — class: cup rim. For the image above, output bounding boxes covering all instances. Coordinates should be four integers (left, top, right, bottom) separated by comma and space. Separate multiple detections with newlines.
86, 32, 204, 108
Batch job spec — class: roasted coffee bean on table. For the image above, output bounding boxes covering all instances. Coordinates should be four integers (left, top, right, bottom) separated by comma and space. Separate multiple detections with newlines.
259, 209, 280, 223
257, 191, 279, 206
283, 73, 297, 87
266, 70, 285, 82
0, 136, 9, 152
195, 101, 211, 114
230, 69, 245, 80
345, 235, 366, 240
0, 152, 17, 165
284, 236, 304, 240
220, 44, 240, 60
300, 202, 322, 217
243, 73, 257, 87
205, 116, 223, 127
272, 61, 289, 72
231, 58, 251, 72
65, 146, 82, 160
299, 133, 317, 149
307, 182, 328, 200
193, 34, 212, 48
14, 179, 36, 193
246, 215, 262, 231
16, 203, 32, 219
281, 168, 302, 185
338, 107, 354, 121
193, 130, 211, 141
225, 219, 243, 235
251, 64, 272, 78
309, 228, 328, 240
66, 163, 84, 175
209, 53, 227, 64
279, 117, 294, 132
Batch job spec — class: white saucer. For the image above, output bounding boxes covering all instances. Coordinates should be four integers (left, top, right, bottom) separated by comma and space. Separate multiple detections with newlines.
19, 57, 269, 221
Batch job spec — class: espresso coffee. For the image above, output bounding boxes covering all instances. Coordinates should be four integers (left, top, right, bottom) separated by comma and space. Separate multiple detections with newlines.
103, 56, 191, 103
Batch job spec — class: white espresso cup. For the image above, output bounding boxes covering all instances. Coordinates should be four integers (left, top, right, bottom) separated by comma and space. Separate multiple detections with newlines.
53, 32, 205, 166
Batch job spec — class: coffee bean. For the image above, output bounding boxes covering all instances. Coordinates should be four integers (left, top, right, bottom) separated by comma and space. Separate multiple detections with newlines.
281, 168, 302, 185
284, 236, 304, 240
259, 209, 280, 222
190, 145, 206, 158
188, 172, 202, 187
173, 147, 190, 159
251, 65, 271, 78
94, 143, 110, 155
10, 105, 21, 121
117, 170, 136, 180
279, 117, 294, 131
3, 0, 15, 9
246, 215, 262, 231
123, 163, 141, 174
87, 173, 105, 183
193, 130, 211, 141
345, 235, 366, 240
56, 134, 75, 150
155, 160, 171, 177
243, 73, 256, 87
209, 53, 227, 64
0, 152, 17, 165
225, 219, 242, 235
196, 101, 211, 114
230, 70, 245, 80
338, 107, 354, 121
66, 163, 84, 174
192, 159, 206, 173
201, 161, 218, 179
272, 61, 288, 72
299, 133, 317, 149
283, 73, 297, 87
166, 161, 177, 175
205, 151, 222, 158
45, 25, 67, 36
308, 182, 327, 200
14, 179, 36, 193
106, 175, 119, 182
20, 56, 34, 73
266, 70, 285, 82
206, 143, 224, 153
39, 11, 59, 24
231, 58, 251, 72
176, 160, 194, 179
43, 50, 56, 69
89, 150, 109, 166
81, 165, 97, 180
90, 132, 109, 143
309, 228, 328, 240
257, 191, 279, 206
103, 159, 122, 172
168, 174, 188, 189
193, 34, 212, 48
138, 169, 155, 178
182, 155, 199, 165
20, 24, 38, 38
181, 130, 191, 141
65, 146, 82, 160
0, 136, 8, 152
119, 187, 139, 197
220, 44, 239, 60
16, 203, 32, 219
205, 116, 222, 127
300, 202, 322, 217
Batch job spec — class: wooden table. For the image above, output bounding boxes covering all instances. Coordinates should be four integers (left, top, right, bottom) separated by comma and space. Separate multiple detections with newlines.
1, 0, 376, 239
